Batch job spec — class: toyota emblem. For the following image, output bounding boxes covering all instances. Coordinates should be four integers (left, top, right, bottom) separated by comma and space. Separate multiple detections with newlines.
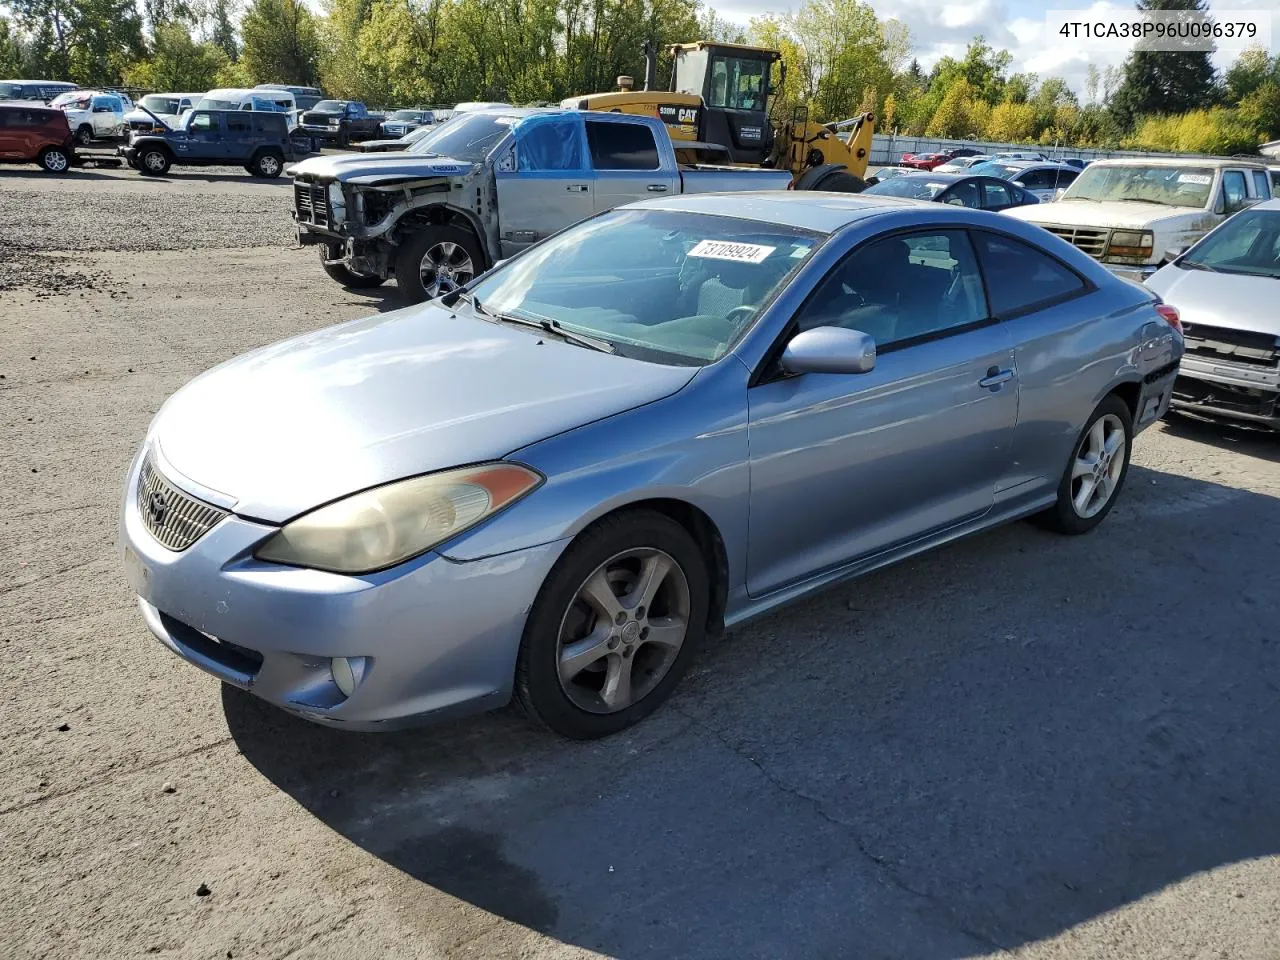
148, 490, 169, 528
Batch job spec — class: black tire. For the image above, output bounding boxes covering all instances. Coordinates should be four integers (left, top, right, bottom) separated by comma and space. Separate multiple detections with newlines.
319, 244, 385, 288
37, 146, 71, 173
75, 125, 94, 146
337, 124, 349, 148
514, 510, 710, 739
1035, 393, 1134, 535
250, 149, 284, 178
811, 170, 867, 193
137, 146, 171, 176
393, 224, 484, 303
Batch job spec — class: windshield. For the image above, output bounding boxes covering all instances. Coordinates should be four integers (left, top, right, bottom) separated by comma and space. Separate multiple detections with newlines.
967, 161, 1022, 179
197, 98, 240, 110
1179, 209, 1280, 278
141, 95, 180, 114
390, 110, 420, 120
1063, 165, 1214, 207
402, 124, 435, 143
408, 112, 517, 161
0, 82, 26, 98
468, 209, 821, 365
313, 100, 345, 112
864, 177, 948, 200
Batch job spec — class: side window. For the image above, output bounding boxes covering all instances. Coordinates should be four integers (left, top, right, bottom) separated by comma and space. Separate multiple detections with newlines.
981, 181, 1013, 208
795, 230, 988, 348
515, 116, 584, 172
226, 112, 252, 134
1222, 170, 1249, 214
1271, 171, 1280, 193
973, 231, 1087, 318
943, 180, 981, 208
349, 103, 365, 117
1251, 170, 1269, 198
585, 120, 660, 170
1018, 169, 1047, 190
189, 112, 216, 132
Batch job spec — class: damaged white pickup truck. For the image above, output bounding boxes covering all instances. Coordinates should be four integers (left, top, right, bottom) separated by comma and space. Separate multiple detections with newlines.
290, 107, 793, 302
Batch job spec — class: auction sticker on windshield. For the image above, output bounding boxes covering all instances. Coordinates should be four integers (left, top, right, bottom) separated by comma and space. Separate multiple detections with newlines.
688, 240, 776, 263
1177, 174, 1212, 184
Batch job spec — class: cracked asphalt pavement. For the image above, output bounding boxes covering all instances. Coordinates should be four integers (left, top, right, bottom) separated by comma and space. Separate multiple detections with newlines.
2, 165, 1279, 960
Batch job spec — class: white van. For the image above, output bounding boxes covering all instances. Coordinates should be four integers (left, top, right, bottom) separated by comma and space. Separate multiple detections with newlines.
196, 88, 297, 124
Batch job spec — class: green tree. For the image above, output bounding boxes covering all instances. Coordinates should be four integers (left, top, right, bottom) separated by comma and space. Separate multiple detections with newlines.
1110, 0, 1218, 130
927, 77, 978, 137
1004, 72, 1036, 104
787, 0, 906, 121
987, 100, 1036, 141
209, 0, 240, 61
1238, 81, 1280, 139
1224, 46, 1278, 103
930, 37, 1011, 106
9, 0, 144, 84
123, 22, 229, 90
0, 17, 25, 77
240, 0, 320, 85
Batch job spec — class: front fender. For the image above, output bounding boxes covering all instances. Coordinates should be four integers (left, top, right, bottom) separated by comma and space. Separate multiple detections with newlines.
438, 360, 751, 591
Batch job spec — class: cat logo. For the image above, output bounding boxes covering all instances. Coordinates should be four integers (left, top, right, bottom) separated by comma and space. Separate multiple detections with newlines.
657, 104, 701, 127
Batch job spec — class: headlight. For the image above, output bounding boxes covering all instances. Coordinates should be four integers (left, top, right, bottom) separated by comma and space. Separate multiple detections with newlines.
1107, 230, 1154, 260
327, 181, 346, 223
254, 463, 543, 573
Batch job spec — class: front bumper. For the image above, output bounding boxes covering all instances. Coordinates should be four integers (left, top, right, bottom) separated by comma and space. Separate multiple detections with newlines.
1171, 356, 1280, 427
300, 124, 342, 141
1103, 263, 1159, 283
119, 446, 568, 730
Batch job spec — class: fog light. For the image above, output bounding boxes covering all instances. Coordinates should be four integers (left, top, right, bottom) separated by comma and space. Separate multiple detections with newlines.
331, 656, 368, 697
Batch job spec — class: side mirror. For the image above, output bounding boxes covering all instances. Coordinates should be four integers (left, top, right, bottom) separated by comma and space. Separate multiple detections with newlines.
1164, 245, 1189, 262
780, 326, 876, 375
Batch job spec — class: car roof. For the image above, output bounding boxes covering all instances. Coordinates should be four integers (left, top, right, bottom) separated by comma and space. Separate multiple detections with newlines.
627, 192, 950, 235
0, 100, 56, 110
1091, 156, 1267, 169
890, 171, 967, 184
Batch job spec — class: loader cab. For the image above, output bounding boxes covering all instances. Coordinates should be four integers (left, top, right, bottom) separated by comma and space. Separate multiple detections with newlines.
670, 41, 779, 165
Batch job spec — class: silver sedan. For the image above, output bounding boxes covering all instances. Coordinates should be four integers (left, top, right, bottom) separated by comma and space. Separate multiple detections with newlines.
119, 193, 1183, 738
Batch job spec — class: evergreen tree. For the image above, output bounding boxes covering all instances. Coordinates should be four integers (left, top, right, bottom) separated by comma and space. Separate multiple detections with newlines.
1110, 0, 1218, 130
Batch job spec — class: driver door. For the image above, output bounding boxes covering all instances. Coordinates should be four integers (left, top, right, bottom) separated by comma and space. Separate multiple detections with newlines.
495, 114, 595, 258
746, 229, 1018, 596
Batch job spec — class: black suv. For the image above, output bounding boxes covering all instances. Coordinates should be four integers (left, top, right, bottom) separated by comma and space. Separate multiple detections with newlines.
123, 109, 297, 177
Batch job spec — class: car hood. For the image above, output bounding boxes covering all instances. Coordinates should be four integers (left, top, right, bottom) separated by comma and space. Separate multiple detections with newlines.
1002, 200, 1206, 229
289, 151, 475, 183
1146, 264, 1280, 336
150, 304, 697, 523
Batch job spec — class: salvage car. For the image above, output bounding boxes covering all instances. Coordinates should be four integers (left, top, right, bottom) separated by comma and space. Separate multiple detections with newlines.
291, 108, 793, 301
379, 108, 434, 138
52, 89, 125, 144
120, 193, 1182, 738
124, 109, 296, 177
0, 102, 75, 172
862, 171, 1040, 211
297, 99, 381, 145
1146, 199, 1280, 429
966, 160, 1080, 201
354, 123, 436, 153
1004, 157, 1272, 282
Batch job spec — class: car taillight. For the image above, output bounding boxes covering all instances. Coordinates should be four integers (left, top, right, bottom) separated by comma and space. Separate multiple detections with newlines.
1155, 303, 1182, 334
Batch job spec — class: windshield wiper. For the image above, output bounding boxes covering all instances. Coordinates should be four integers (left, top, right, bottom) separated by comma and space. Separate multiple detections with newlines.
1178, 259, 1220, 273
472, 300, 615, 354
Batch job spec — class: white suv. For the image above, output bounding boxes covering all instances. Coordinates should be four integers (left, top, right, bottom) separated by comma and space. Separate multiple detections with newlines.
51, 90, 126, 144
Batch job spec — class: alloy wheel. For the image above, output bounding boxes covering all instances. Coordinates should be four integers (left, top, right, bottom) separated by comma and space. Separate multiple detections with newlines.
44, 150, 69, 172
143, 151, 167, 173
259, 155, 281, 176
418, 241, 475, 298
1070, 413, 1127, 518
556, 548, 691, 714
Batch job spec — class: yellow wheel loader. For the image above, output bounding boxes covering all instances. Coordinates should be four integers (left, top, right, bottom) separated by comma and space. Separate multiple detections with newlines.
562, 40, 875, 192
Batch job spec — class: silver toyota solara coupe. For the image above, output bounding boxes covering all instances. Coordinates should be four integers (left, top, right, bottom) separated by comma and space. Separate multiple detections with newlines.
120, 193, 1183, 738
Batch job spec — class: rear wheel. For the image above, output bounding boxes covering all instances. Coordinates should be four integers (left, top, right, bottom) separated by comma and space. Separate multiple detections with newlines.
250, 149, 284, 178
75, 125, 93, 146
319, 244, 385, 288
38, 146, 70, 173
515, 510, 710, 739
137, 146, 171, 176
1036, 394, 1133, 535
393, 225, 482, 303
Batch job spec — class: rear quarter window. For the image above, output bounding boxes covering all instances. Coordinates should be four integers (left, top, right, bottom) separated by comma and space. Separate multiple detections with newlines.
973, 231, 1088, 318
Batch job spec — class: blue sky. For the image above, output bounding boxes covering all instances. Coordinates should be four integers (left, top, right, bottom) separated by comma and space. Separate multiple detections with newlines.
711, 0, 1279, 100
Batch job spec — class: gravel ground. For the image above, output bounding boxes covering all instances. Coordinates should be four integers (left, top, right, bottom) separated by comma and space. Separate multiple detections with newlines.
2, 164, 1279, 960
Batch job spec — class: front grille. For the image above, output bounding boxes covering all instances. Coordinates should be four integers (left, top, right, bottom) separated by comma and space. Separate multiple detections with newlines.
137, 456, 228, 552
293, 180, 330, 228
1182, 323, 1280, 369
1045, 225, 1110, 259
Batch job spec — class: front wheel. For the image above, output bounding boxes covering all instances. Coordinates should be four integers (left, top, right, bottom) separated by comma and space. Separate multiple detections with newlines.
137, 147, 171, 176
1036, 394, 1133, 535
319, 244, 385, 288
75, 125, 94, 146
393, 225, 482, 303
515, 510, 710, 739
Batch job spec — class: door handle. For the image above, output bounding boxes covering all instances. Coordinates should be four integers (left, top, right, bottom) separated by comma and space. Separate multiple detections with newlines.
647, 184, 669, 192
979, 367, 1014, 388
565, 184, 589, 192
